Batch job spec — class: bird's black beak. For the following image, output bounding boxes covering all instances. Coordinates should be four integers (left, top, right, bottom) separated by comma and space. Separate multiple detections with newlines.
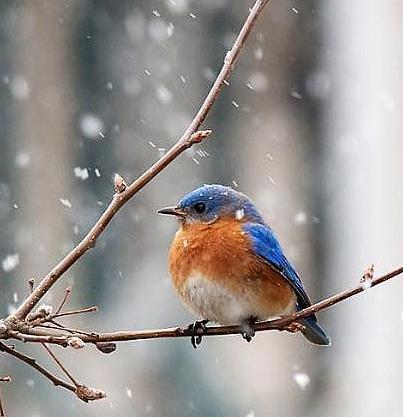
157, 206, 186, 218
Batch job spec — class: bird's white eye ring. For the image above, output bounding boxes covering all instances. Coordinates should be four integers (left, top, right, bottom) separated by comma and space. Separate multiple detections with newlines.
194, 202, 206, 213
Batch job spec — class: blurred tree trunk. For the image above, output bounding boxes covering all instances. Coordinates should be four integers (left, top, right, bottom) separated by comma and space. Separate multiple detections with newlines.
323, 1, 403, 415
0, 3, 20, 316
2, 1, 76, 415
14, 1, 74, 310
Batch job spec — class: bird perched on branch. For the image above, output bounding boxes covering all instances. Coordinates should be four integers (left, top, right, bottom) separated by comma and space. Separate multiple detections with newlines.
158, 184, 331, 348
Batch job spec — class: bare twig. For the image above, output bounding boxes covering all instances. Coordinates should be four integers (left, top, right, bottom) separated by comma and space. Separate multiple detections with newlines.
0, 391, 4, 417
0, 342, 105, 402
39, 322, 96, 338
55, 286, 72, 315
28, 278, 34, 295
9, 0, 270, 322
51, 306, 98, 320
41, 343, 79, 386
0, 342, 76, 393
10, 264, 403, 345
0, 376, 10, 417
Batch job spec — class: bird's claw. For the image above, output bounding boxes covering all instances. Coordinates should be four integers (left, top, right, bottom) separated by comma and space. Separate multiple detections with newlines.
241, 317, 257, 343
283, 321, 305, 334
187, 319, 209, 349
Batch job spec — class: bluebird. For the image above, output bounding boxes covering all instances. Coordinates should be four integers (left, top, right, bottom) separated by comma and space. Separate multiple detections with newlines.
158, 184, 331, 348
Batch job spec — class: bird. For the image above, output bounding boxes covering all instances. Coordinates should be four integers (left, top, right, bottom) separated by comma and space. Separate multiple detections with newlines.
158, 184, 331, 348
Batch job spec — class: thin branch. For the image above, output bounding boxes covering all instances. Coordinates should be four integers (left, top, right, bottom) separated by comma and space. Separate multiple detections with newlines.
41, 343, 79, 386
0, 342, 76, 393
9, 0, 270, 321
0, 342, 105, 402
0, 376, 10, 417
28, 278, 34, 295
11, 265, 403, 345
39, 322, 96, 338
0, 388, 5, 417
51, 306, 98, 320
55, 286, 72, 315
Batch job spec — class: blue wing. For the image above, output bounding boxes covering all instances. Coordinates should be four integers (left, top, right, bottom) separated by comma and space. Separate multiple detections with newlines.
243, 222, 311, 309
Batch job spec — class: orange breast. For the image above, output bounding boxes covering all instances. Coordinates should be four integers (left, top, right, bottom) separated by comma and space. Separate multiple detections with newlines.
168, 218, 296, 319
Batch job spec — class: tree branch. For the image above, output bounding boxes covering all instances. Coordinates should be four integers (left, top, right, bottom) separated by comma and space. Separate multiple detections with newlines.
8, 264, 403, 345
0, 376, 10, 417
41, 343, 79, 386
0, 342, 76, 393
9, 0, 270, 322
0, 342, 106, 402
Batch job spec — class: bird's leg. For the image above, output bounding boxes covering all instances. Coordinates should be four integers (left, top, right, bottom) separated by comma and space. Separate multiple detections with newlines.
241, 316, 257, 342
187, 319, 209, 349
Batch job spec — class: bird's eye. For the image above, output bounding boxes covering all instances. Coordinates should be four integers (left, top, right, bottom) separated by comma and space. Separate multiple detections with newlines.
193, 202, 206, 213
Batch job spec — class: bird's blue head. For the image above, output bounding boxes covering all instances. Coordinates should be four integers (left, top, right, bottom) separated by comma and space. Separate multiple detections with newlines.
158, 184, 264, 224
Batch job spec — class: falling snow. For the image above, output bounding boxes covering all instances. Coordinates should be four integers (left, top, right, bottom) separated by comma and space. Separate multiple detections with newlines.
10, 76, 30, 100
74, 167, 89, 180
248, 72, 269, 92
80, 114, 104, 139
2, 254, 20, 272
235, 209, 245, 220
149, 19, 170, 42
15, 152, 31, 168
293, 371, 310, 390
293, 211, 307, 225
254, 47, 263, 60
156, 85, 173, 104
203, 67, 215, 82
167, 0, 188, 14
59, 198, 72, 208
167, 22, 175, 36
290, 90, 303, 99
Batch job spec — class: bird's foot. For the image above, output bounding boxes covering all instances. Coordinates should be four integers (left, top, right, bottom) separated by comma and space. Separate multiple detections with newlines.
283, 321, 305, 334
187, 319, 209, 349
241, 317, 257, 343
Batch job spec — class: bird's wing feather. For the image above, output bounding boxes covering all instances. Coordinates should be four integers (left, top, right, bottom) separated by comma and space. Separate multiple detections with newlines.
243, 222, 311, 309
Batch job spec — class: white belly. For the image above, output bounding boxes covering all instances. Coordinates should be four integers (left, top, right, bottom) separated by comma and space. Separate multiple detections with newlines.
179, 273, 268, 325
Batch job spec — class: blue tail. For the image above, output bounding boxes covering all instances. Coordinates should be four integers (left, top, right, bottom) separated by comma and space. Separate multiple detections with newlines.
300, 315, 331, 346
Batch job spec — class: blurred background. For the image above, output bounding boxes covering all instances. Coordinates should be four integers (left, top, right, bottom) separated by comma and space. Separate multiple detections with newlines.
1, 0, 403, 416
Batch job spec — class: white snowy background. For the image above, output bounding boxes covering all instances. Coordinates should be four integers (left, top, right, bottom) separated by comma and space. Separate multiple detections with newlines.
1, 1, 403, 416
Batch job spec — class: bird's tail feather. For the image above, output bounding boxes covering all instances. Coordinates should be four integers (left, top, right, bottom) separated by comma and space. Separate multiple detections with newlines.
300, 315, 331, 346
